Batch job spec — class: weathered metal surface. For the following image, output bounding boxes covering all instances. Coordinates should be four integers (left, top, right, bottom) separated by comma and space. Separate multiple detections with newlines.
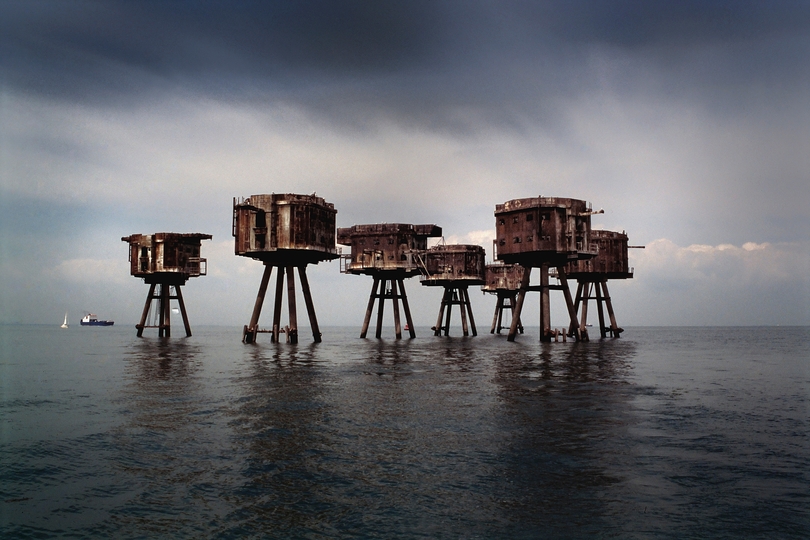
494, 197, 599, 266
417, 244, 484, 337
564, 230, 633, 280
493, 196, 601, 343
481, 263, 525, 292
431, 286, 478, 337
234, 194, 337, 344
122, 232, 212, 338
358, 277, 416, 339
420, 244, 486, 286
122, 232, 212, 284
242, 263, 322, 344
233, 193, 338, 265
564, 230, 643, 339
337, 223, 442, 276
338, 223, 440, 339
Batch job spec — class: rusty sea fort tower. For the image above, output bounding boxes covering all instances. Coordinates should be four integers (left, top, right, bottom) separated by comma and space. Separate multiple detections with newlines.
494, 196, 601, 342
563, 229, 643, 339
233, 193, 338, 344
122, 232, 212, 337
337, 223, 442, 339
420, 244, 486, 337
481, 262, 525, 335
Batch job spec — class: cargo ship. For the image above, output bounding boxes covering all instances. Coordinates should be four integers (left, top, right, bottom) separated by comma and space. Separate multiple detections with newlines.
80, 314, 114, 326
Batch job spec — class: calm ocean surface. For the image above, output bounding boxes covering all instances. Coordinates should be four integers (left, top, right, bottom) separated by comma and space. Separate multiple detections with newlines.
1, 325, 807, 538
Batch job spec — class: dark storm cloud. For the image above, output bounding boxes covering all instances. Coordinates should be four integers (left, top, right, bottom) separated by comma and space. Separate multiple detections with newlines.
2, 0, 808, 112
0, 0, 441, 102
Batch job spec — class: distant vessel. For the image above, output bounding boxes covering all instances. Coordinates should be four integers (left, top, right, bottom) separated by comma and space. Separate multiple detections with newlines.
61, 313, 69, 329
80, 314, 114, 327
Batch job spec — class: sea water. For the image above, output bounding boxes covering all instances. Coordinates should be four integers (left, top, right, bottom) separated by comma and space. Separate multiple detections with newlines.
1, 325, 808, 538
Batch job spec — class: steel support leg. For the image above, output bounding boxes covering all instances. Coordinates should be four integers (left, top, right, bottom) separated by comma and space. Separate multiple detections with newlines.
580, 283, 590, 333
595, 281, 607, 338
391, 279, 402, 339
272, 266, 285, 343
443, 288, 453, 337
540, 264, 551, 342
298, 266, 322, 343
245, 264, 272, 343
570, 281, 584, 337
435, 288, 448, 336
175, 285, 192, 337
137, 283, 156, 337
360, 277, 380, 339
157, 283, 168, 337
375, 278, 386, 339
490, 293, 501, 334
462, 287, 477, 336
399, 279, 416, 338
557, 266, 581, 341
285, 266, 298, 344
508, 266, 532, 342
458, 289, 469, 336
601, 281, 621, 337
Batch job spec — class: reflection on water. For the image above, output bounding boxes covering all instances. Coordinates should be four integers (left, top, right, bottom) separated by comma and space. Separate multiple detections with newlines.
225, 344, 334, 536
491, 340, 639, 536
1, 326, 807, 538
110, 338, 207, 534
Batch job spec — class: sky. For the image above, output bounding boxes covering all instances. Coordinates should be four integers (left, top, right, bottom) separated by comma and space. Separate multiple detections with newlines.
1, 0, 808, 329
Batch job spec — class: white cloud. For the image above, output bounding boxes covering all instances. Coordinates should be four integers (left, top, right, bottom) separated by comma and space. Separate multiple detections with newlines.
443, 229, 497, 260
633, 238, 805, 286
618, 238, 810, 325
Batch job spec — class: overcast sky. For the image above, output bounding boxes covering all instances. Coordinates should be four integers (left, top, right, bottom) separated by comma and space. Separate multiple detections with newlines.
1, 0, 808, 330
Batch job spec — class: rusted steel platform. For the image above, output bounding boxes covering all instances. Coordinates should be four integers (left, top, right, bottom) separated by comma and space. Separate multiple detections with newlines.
494, 196, 601, 342
122, 232, 212, 337
420, 244, 485, 336
563, 229, 643, 338
337, 223, 442, 339
482, 262, 525, 335
234, 193, 338, 344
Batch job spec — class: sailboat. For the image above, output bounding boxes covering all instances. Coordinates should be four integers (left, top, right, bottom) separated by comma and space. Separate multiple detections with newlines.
61, 312, 69, 329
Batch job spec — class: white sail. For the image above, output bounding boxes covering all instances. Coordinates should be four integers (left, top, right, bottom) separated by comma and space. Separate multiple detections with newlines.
61, 312, 69, 329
